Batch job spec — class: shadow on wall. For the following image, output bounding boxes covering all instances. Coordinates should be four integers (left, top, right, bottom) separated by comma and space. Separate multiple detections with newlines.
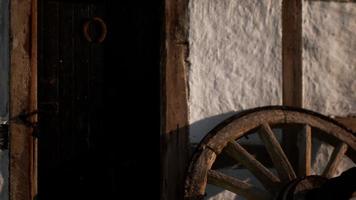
189, 111, 238, 146
187, 111, 274, 199
160, 112, 237, 200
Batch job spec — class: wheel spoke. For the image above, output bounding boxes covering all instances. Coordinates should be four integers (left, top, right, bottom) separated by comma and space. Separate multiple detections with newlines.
298, 124, 312, 176
224, 142, 280, 192
258, 123, 297, 182
322, 142, 348, 178
207, 170, 272, 200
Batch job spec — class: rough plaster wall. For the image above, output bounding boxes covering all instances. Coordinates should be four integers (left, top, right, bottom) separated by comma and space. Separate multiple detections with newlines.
303, 0, 356, 183
303, 2, 356, 116
188, 1, 282, 199
188, 1, 356, 199
188, 0, 282, 144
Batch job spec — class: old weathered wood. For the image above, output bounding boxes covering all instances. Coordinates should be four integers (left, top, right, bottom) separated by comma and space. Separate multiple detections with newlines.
30, 0, 38, 198
259, 123, 297, 182
201, 107, 356, 155
185, 148, 217, 198
185, 106, 356, 200
207, 170, 271, 200
334, 117, 356, 133
161, 0, 189, 199
213, 144, 275, 169
322, 142, 348, 178
282, 0, 302, 107
224, 142, 280, 191
282, 0, 303, 173
10, 0, 34, 199
298, 124, 312, 176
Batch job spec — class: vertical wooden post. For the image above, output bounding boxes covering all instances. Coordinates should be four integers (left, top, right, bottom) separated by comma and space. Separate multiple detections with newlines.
30, 0, 38, 198
10, 0, 34, 199
160, 0, 190, 199
282, 0, 303, 170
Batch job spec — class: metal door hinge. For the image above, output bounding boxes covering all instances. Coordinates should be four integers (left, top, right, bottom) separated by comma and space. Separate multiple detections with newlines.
0, 121, 8, 150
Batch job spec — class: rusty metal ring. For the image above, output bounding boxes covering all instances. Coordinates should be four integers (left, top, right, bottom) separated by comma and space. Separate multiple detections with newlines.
83, 17, 107, 43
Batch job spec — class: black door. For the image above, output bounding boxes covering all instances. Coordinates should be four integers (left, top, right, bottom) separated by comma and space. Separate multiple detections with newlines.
38, 1, 161, 199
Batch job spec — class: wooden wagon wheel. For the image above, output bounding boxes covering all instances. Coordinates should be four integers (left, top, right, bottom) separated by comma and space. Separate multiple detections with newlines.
184, 106, 356, 200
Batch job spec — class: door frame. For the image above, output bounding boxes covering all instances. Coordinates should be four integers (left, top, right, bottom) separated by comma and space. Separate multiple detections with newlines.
9, 0, 37, 199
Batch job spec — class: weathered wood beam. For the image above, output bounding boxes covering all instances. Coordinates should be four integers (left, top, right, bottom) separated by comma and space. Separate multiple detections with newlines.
298, 124, 312, 176
10, 0, 34, 199
282, 0, 302, 107
30, 0, 38, 199
161, 0, 189, 199
282, 0, 303, 173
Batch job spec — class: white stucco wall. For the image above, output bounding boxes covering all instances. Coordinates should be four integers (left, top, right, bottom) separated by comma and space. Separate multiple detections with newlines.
188, 0, 283, 144
303, 1, 356, 117
188, 1, 356, 199
302, 0, 356, 188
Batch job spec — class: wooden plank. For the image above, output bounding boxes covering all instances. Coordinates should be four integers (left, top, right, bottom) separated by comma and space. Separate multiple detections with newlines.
38, 2, 61, 199
282, 0, 302, 107
30, 0, 38, 199
207, 170, 271, 200
259, 123, 297, 182
224, 142, 280, 191
71, 2, 90, 158
38, 0, 60, 175
282, 0, 303, 173
322, 142, 348, 178
298, 124, 312, 176
161, 0, 189, 199
58, 2, 74, 159
10, 0, 33, 199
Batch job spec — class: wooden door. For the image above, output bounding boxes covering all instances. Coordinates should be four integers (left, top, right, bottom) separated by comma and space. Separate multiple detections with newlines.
38, 1, 161, 199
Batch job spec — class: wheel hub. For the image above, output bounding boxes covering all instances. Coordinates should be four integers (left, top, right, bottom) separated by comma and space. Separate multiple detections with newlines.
277, 176, 327, 200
